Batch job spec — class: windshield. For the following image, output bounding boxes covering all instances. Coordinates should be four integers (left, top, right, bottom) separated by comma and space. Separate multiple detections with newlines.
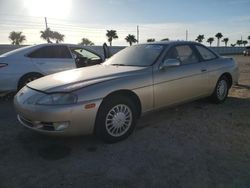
103, 44, 165, 67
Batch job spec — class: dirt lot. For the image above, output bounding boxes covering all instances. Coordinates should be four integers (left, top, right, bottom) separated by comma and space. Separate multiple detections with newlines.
0, 56, 249, 188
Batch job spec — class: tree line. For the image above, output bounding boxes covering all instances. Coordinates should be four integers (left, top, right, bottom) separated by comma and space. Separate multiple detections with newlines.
196, 33, 249, 47
8, 29, 250, 47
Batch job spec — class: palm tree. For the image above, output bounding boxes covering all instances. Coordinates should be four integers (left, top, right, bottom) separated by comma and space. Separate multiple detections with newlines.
196, 35, 205, 43
242, 40, 248, 47
222, 38, 229, 47
40, 28, 53, 43
207, 37, 214, 46
236, 40, 243, 46
79, 38, 94, 46
52, 31, 64, 43
106, 30, 118, 46
147, 38, 155, 42
215, 33, 223, 47
125, 34, 137, 46
161, 38, 169, 41
9, 31, 26, 45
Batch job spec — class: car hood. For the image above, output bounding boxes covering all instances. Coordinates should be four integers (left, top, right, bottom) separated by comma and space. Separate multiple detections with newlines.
27, 64, 147, 93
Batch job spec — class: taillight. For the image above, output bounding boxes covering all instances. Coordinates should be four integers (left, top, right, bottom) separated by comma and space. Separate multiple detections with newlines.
0, 63, 8, 68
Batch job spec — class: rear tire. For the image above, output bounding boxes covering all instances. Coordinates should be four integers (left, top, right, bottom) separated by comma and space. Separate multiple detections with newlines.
210, 75, 229, 104
95, 96, 138, 143
18, 73, 43, 90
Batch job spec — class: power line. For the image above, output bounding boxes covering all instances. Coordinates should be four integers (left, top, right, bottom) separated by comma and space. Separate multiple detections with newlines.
0, 14, 248, 45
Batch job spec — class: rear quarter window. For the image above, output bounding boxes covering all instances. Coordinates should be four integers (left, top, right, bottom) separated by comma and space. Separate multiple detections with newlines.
195, 45, 217, 61
28, 46, 72, 59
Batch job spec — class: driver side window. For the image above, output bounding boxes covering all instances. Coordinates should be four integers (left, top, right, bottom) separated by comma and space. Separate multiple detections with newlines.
165, 45, 199, 65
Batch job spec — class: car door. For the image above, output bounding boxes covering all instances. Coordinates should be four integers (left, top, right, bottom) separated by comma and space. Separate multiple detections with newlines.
28, 45, 76, 75
153, 44, 209, 109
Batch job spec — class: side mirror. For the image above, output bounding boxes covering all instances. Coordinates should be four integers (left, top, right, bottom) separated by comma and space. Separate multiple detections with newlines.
159, 59, 181, 70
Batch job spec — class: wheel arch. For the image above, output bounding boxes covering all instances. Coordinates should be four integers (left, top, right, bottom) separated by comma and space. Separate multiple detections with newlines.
102, 89, 142, 117
219, 72, 233, 88
17, 72, 44, 90
94, 89, 142, 133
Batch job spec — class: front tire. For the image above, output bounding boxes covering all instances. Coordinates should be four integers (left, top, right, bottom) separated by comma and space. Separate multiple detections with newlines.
211, 76, 229, 104
95, 96, 137, 143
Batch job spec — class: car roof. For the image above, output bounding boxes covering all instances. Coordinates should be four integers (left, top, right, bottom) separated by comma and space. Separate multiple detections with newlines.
141, 40, 201, 46
29, 43, 103, 54
33, 43, 80, 48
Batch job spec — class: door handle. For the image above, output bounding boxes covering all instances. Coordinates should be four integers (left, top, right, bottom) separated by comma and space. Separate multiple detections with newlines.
201, 69, 207, 72
37, 62, 45, 65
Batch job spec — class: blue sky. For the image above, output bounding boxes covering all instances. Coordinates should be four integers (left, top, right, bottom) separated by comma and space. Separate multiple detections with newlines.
73, 0, 250, 23
0, 0, 249, 45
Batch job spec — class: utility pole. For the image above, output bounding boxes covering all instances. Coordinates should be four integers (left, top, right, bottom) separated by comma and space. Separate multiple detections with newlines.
186, 29, 188, 41
137, 25, 139, 44
44, 17, 48, 30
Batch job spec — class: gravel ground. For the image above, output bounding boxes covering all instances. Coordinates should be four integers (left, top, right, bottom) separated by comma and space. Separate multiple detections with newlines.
0, 56, 249, 188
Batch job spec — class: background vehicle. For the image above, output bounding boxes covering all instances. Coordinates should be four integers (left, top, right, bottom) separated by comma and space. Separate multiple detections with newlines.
0, 43, 104, 95
243, 46, 250, 56
14, 41, 239, 143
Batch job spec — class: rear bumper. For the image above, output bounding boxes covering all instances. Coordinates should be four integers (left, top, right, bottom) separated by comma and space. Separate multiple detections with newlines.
233, 65, 240, 85
243, 51, 250, 55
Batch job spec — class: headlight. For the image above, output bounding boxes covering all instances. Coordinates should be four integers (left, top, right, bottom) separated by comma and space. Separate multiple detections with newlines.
36, 93, 78, 105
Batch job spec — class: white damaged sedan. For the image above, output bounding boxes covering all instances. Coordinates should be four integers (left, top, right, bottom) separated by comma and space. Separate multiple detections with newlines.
0, 43, 103, 95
